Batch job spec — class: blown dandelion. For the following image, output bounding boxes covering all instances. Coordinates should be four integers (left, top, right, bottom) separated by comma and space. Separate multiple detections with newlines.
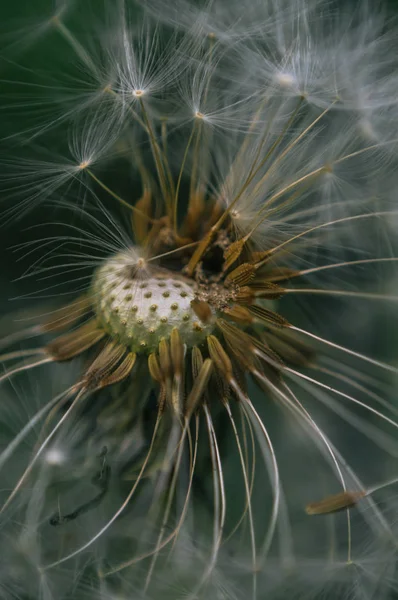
1, 0, 398, 598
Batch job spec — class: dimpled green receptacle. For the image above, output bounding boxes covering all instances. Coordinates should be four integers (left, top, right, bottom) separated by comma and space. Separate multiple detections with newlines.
91, 252, 216, 353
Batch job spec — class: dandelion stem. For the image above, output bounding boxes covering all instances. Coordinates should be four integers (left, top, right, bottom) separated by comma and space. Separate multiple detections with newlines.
0, 348, 46, 362
0, 356, 53, 384
281, 381, 352, 560
52, 16, 99, 79
104, 413, 201, 577
189, 119, 205, 201
0, 387, 84, 515
253, 100, 337, 209
247, 165, 326, 240
144, 418, 185, 591
183, 403, 226, 597
224, 401, 257, 600
0, 324, 42, 352
139, 98, 172, 216
147, 240, 200, 262
367, 476, 398, 495
86, 169, 155, 222
292, 257, 398, 278
256, 210, 398, 267
284, 367, 398, 431
173, 121, 198, 234
228, 96, 306, 210
0, 387, 75, 472
283, 288, 398, 301
291, 325, 398, 374
233, 383, 281, 565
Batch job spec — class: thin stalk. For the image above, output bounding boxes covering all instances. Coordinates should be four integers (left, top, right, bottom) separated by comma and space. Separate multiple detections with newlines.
86, 169, 155, 222
139, 97, 172, 216
173, 121, 198, 233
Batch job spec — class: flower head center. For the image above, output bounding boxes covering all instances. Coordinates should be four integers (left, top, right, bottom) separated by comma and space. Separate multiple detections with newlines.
91, 252, 216, 353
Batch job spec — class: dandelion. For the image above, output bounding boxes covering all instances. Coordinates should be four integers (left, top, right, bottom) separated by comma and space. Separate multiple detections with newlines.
1, 0, 398, 598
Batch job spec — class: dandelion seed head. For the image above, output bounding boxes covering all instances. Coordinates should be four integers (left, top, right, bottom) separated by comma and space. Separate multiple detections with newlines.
1, 0, 398, 598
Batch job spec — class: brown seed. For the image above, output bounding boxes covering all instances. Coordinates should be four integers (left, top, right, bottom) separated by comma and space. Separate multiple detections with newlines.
207, 335, 233, 381
88, 351, 136, 391
170, 328, 184, 376
159, 338, 172, 377
185, 358, 213, 416
305, 490, 366, 515
42, 295, 91, 333
223, 238, 246, 270
249, 281, 285, 299
257, 267, 300, 282
235, 286, 254, 304
225, 263, 256, 286
81, 342, 123, 389
46, 320, 105, 362
131, 188, 152, 245
148, 353, 163, 383
191, 299, 213, 324
216, 318, 257, 370
191, 346, 204, 379
248, 305, 289, 328
222, 305, 253, 325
